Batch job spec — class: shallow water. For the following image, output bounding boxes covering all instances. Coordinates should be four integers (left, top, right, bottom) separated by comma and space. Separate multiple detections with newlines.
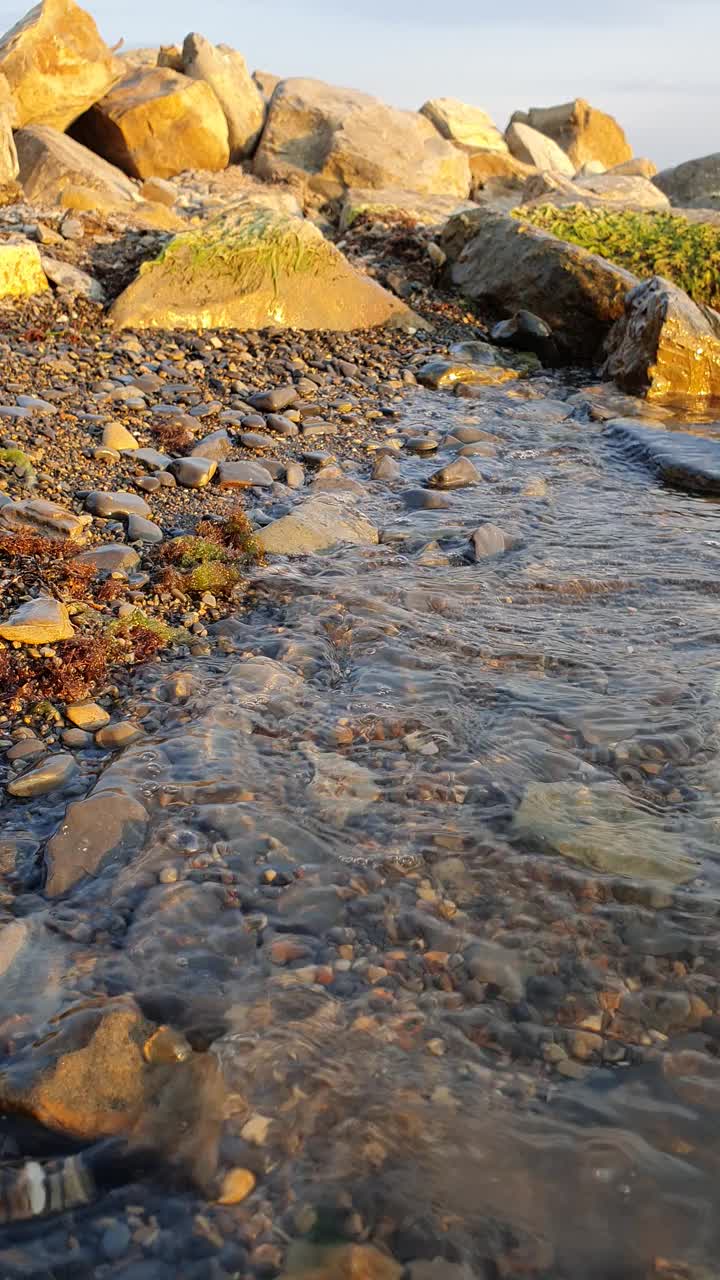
3, 375, 720, 1278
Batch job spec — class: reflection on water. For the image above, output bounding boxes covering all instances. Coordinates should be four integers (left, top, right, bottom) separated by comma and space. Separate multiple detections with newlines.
2, 377, 720, 1276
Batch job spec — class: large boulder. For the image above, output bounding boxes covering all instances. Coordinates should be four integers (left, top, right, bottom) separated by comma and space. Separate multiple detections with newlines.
0, 73, 18, 187
510, 100, 632, 169
602, 275, 720, 400
15, 124, 138, 207
506, 121, 574, 176
253, 78, 470, 198
110, 203, 421, 331
654, 153, 720, 207
0, 241, 48, 297
0, 0, 121, 131
419, 98, 507, 153
72, 66, 229, 180
521, 170, 670, 212
441, 208, 638, 362
469, 150, 534, 194
611, 157, 658, 179
181, 32, 265, 161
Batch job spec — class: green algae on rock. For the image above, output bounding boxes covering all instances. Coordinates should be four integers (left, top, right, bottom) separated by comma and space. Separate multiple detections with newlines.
110, 204, 426, 331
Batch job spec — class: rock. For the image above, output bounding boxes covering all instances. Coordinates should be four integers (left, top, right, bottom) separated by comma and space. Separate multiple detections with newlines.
0, 241, 47, 298
654, 152, 720, 206
0, 596, 74, 645
513, 780, 697, 885
168, 456, 217, 488
44, 787, 149, 896
0, 72, 18, 186
441, 209, 638, 362
506, 122, 574, 176
250, 385, 298, 412
253, 69, 280, 100
7, 752, 76, 798
257, 495, 378, 555
611, 156, 658, 179
0, 998, 153, 1138
216, 1167, 256, 1205
140, 175, 176, 205
372, 454, 401, 481
66, 701, 110, 731
111, 204, 421, 332
181, 32, 265, 162
134, 448, 172, 471
419, 98, 507, 153
15, 125, 140, 207
417, 358, 517, 389
339, 187, 475, 231
126, 514, 163, 543
521, 170, 669, 212
605, 418, 720, 495
427, 457, 481, 489
280, 1243, 402, 1280
73, 543, 141, 573
95, 721, 144, 750
469, 150, 534, 194
511, 100, 632, 170
217, 460, 274, 488
491, 310, 553, 360
41, 256, 105, 301
470, 523, 516, 558
103, 422, 139, 450
85, 490, 151, 518
72, 66, 229, 180
254, 78, 470, 198
0, 0, 120, 131
0, 497, 86, 540
190, 429, 233, 460
602, 275, 720, 400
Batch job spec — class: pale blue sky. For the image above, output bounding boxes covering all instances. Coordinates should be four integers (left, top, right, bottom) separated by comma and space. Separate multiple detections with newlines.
5, 0, 718, 169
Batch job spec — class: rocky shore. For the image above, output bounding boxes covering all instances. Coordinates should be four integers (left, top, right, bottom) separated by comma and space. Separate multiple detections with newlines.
2, 2, 720, 1278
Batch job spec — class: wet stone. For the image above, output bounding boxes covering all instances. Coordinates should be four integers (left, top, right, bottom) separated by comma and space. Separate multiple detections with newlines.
217, 460, 274, 489
66, 701, 110, 731
402, 489, 452, 510
241, 431, 277, 451
7, 752, 77, 798
45, 788, 150, 896
0, 498, 87, 540
427, 457, 481, 489
405, 436, 439, 454
470, 523, 516, 559
95, 721, 144, 750
85, 491, 151, 519
6, 737, 47, 763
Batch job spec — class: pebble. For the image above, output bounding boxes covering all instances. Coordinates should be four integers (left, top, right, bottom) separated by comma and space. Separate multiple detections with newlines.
85, 491, 151, 518
168, 457, 217, 488
216, 1167, 256, 1205
126, 514, 163, 543
103, 422, 139, 451
0, 596, 74, 645
427, 458, 481, 489
6, 737, 47, 762
133, 448, 173, 471
95, 721, 144, 750
250, 385, 298, 412
402, 489, 451, 511
217, 461, 274, 489
66, 701, 111, 731
101, 1223, 132, 1261
73, 543, 140, 573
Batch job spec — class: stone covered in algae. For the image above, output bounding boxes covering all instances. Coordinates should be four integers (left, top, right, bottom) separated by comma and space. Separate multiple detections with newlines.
110, 202, 424, 332
513, 780, 698, 886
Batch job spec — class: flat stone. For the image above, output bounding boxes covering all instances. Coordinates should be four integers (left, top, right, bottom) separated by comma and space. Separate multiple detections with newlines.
66, 701, 110, 731
0, 596, 74, 645
310, 473, 366, 495
45, 788, 149, 895
257, 495, 379, 556
62, 727, 93, 747
190, 429, 234, 460
126, 514, 163, 543
402, 489, 451, 510
605, 419, 720, 495
427, 458, 481, 489
133, 448, 172, 471
103, 422, 139, 450
240, 431, 276, 451
285, 462, 305, 488
95, 721, 144, 750
249, 386, 298, 413
168, 456, 217, 488
302, 419, 338, 438
265, 414, 299, 437
217, 460, 274, 489
6, 737, 46, 763
0, 497, 86, 541
7, 752, 77, 799
405, 437, 439, 454
41, 256, 104, 302
85, 490, 151, 518
73, 543, 140, 573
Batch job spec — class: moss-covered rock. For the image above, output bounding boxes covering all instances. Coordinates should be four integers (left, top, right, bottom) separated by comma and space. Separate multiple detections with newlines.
111, 203, 423, 331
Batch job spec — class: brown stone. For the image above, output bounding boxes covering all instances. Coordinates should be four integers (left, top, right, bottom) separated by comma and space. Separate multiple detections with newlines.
254, 78, 470, 198
0, 999, 153, 1139
0, 72, 18, 185
610, 157, 658, 179
182, 32, 265, 161
0, 596, 74, 645
602, 275, 720, 400
44, 787, 149, 896
469, 150, 534, 193
511, 99, 632, 169
441, 208, 638, 362
0, 497, 87, 540
0, 0, 121, 131
72, 66, 229, 180
419, 98, 507, 153
15, 124, 138, 208
281, 1243, 402, 1280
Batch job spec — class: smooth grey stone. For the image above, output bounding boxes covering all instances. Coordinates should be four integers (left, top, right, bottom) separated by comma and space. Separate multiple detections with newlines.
265, 414, 299, 437
470, 523, 516, 559
190, 430, 234, 460
240, 431, 276, 451
133, 448, 172, 471
372, 455, 401, 481
250, 385, 298, 412
168, 457, 217, 488
126, 514, 163, 544
402, 489, 451, 510
73, 543, 141, 572
7, 752, 77, 798
285, 463, 305, 489
85, 490, 151, 518
217, 461, 274, 489
301, 419, 337, 438
427, 457, 481, 489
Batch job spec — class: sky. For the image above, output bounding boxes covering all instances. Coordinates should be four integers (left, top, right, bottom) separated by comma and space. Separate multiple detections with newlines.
4, 0, 718, 169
